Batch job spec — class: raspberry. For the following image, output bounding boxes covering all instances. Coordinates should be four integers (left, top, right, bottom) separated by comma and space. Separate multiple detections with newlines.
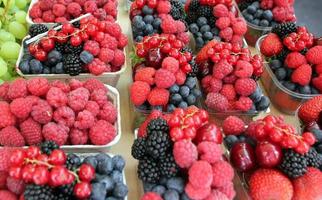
118, 34, 128, 49
234, 96, 253, 111
315, 64, 322, 74
135, 67, 156, 85
29, 4, 42, 19
223, 74, 237, 84
285, 52, 307, 69
69, 79, 83, 90
232, 20, 247, 36
84, 0, 98, 13
202, 76, 215, 93
0, 102, 16, 128
205, 93, 229, 112
0, 126, 25, 147
42, 10, 55, 22
89, 120, 116, 145
26, 96, 40, 106
105, 22, 121, 38
260, 0, 274, 9
51, 80, 70, 93
130, 81, 151, 106
19, 118, 42, 145
53, 106, 75, 127
67, 87, 90, 112
219, 27, 233, 42
213, 61, 233, 79
55, 17, 68, 23
213, 4, 229, 17
0, 190, 18, 200
111, 49, 125, 67
103, 1, 117, 18
67, 2, 82, 17
98, 101, 117, 124
217, 182, 236, 200
173, 140, 198, 169
147, 88, 169, 106
306, 46, 322, 65
234, 60, 253, 78
0, 148, 13, 171
291, 64, 312, 86
84, 40, 100, 56
216, 17, 231, 30
39, 0, 54, 11
52, 4, 66, 17
85, 101, 100, 117
208, 78, 223, 93
234, 78, 256, 96
99, 48, 114, 63
211, 161, 234, 188
70, 128, 88, 145
31, 100, 53, 124
27, 78, 50, 97
84, 79, 107, 93
220, 84, 236, 100
260, 33, 283, 57
155, 69, 176, 89
6, 177, 25, 195
87, 59, 110, 75
91, 89, 108, 107
206, 190, 229, 200
177, 32, 190, 45
176, 21, 186, 33
185, 182, 211, 200
230, 35, 243, 46
189, 161, 213, 188
140, 192, 163, 200
7, 78, 27, 100
175, 69, 186, 85
9, 98, 33, 119
0, 171, 8, 189
46, 87, 68, 108
156, 0, 171, 14
274, 0, 289, 7
161, 16, 177, 34
162, 57, 179, 73
100, 34, 118, 50
0, 83, 9, 101
315, 75, 322, 92
42, 122, 69, 146
222, 116, 245, 135
74, 110, 95, 130
198, 141, 223, 164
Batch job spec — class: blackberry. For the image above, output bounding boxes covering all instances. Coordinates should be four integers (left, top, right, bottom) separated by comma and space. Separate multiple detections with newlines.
188, 0, 199, 12
63, 54, 83, 76
273, 48, 289, 62
54, 192, 71, 200
146, 130, 171, 159
65, 154, 81, 170
197, 6, 213, 18
72, 21, 80, 28
170, 0, 185, 21
146, 118, 169, 135
305, 148, 322, 168
181, 46, 193, 53
58, 183, 75, 197
24, 184, 56, 200
64, 42, 83, 54
131, 137, 147, 160
272, 22, 297, 39
138, 159, 160, 183
279, 149, 307, 179
29, 24, 49, 37
159, 153, 180, 178
55, 42, 66, 53
40, 141, 59, 155
238, 2, 251, 11
188, 58, 199, 77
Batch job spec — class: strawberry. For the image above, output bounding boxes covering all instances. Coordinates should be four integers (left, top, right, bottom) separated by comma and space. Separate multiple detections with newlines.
249, 169, 293, 200
291, 64, 312, 86
260, 33, 283, 57
196, 40, 218, 64
298, 95, 322, 123
306, 46, 322, 65
292, 167, 322, 200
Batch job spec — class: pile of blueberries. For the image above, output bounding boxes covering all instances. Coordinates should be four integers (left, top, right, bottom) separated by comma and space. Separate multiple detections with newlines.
241, 1, 276, 27
248, 85, 271, 112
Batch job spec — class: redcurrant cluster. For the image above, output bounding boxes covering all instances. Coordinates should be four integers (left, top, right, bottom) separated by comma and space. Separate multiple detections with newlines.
283, 26, 314, 52
199, 0, 233, 7
9, 146, 95, 199
246, 115, 316, 154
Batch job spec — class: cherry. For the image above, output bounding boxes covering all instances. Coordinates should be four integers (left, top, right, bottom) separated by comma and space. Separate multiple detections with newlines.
78, 164, 95, 182
33, 166, 49, 185
9, 166, 22, 179
61, 23, 74, 34
230, 142, 256, 172
74, 182, 92, 199
34, 50, 47, 62
49, 149, 67, 165
70, 35, 82, 46
10, 149, 26, 167
145, 48, 163, 69
195, 123, 223, 144
49, 166, 71, 187
22, 164, 36, 183
255, 142, 282, 168
26, 146, 41, 159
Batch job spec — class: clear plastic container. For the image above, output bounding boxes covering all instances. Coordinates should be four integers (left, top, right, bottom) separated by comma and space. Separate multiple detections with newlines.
256, 35, 318, 115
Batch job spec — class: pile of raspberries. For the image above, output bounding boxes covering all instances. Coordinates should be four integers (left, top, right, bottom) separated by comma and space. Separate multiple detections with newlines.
0, 78, 118, 147
29, 0, 118, 23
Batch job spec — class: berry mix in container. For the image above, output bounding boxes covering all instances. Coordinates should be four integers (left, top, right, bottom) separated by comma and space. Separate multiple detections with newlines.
132, 106, 237, 200
0, 78, 119, 147
222, 114, 322, 200
186, 0, 248, 50
0, 143, 128, 199
130, 34, 202, 113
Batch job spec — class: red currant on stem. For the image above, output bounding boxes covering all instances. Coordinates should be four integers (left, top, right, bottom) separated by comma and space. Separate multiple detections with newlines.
295, 140, 310, 154
184, 52, 192, 61
34, 50, 47, 62
74, 182, 92, 199
197, 110, 209, 123
178, 55, 187, 65
168, 115, 180, 127
161, 42, 171, 54
173, 108, 185, 117
28, 44, 39, 54
269, 128, 283, 143
169, 48, 179, 58
47, 30, 57, 37
40, 38, 55, 52
302, 132, 316, 145
135, 0, 145, 8
49, 149, 67, 165
136, 49, 146, 57
181, 63, 192, 73
79, 31, 89, 41
61, 23, 75, 34
170, 127, 184, 142
33, 166, 49, 185
183, 117, 194, 127
86, 24, 98, 36
9, 167, 22, 179
284, 135, 299, 148
26, 146, 41, 159
78, 164, 95, 182
49, 166, 72, 187
10, 149, 26, 166
192, 114, 202, 128
22, 164, 36, 183
70, 35, 82, 46
55, 32, 68, 43
147, 0, 157, 8
36, 154, 49, 166
183, 127, 196, 139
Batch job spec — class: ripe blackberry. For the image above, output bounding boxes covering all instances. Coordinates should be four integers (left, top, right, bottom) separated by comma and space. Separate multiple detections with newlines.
64, 42, 83, 54
146, 118, 169, 135
305, 148, 322, 168
131, 137, 147, 160
40, 141, 59, 155
273, 48, 289, 62
188, 0, 199, 12
55, 42, 66, 53
197, 6, 213, 18
29, 24, 49, 37
72, 21, 80, 28
188, 59, 199, 77
24, 184, 56, 200
146, 131, 171, 159
65, 154, 81, 170
279, 149, 307, 179
170, 0, 185, 21
54, 192, 71, 200
159, 153, 180, 178
181, 46, 193, 54
63, 54, 83, 76
58, 183, 75, 197
138, 159, 160, 183
272, 22, 297, 39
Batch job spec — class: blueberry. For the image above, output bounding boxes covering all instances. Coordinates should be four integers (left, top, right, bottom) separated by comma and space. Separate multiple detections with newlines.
80, 50, 94, 64
244, 14, 254, 22
133, 15, 143, 24
196, 37, 205, 47
186, 94, 196, 105
113, 183, 128, 198
164, 189, 179, 200
170, 94, 183, 105
211, 27, 220, 35
43, 66, 50, 74
144, 24, 154, 34
203, 32, 213, 40
178, 101, 188, 108
142, 5, 153, 15
152, 105, 163, 111
167, 104, 176, 112
54, 62, 64, 74
152, 185, 166, 196
263, 10, 273, 21
112, 155, 125, 171
224, 135, 239, 150
135, 36, 144, 42
259, 19, 269, 27
195, 32, 202, 38
19, 60, 30, 74
99, 176, 115, 192
143, 182, 156, 192
191, 88, 201, 97
169, 84, 180, 93
166, 177, 185, 193
90, 183, 106, 200
111, 170, 123, 183
256, 96, 270, 111
282, 81, 296, 91
252, 1, 260, 8
254, 9, 263, 19
247, 103, 257, 113
96, 154, 113, 175
252, 19, 260, 26
200, 25, 210, 33
316, 144, 322, 153
311, 128, 322, 143
29, 59, 43, 74
152, 18, 162, 28
144, 15, 154, 24
185, 77, 196, 89
249, 86, 262, 103
189, 23, 199, 34
83, 156, 98, 169
47, 50, 62, 66
286, 68, 293, 78
22, 54, 32, 61
181, 193, 191, 200
298, 85, 311, 94
269, 59, 282, 70
136, 21, 146, 30
197, 17, 207, 26
180, 86, 190, 98
247, 6, 257, 14
275, 67, 287, 80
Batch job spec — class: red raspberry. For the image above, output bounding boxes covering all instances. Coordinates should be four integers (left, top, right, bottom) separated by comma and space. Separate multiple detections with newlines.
84, 0, 98, 13
260, 33, 283, 57
99, 48, 114, 63
274, 0, 289, 7
185, 182, 211, 200
51, 80, 70, 93
100, 34, 118, 50
177, 32, 190, 45
95, 0, 108, 7
291, 64, 312, 86
19, 118, 42, 145
285, 52, 307, 69
213, 61, 233, 79
91, 89, 108, 107
69, 79, 83, 90
157, 0, 171, 14
52, 4, 66, 17
67, 2, 82, 17
42, 10, 55, 22
26, 96, 40, 106
55, 17, 68, 23
176, 21, 186, 33
222, 116, 245, 135
234, 96, 253, 111
161, 16, 177, 34
208, 78, 223, 93
234, 78, 256, 96
234, 60, 254, 78
98, 101, 117, 124
306, 46, 322, 65
42, 122, 69, 146
205, 93, 229, 112
175, 69, 186, 85
118, 34, 128, 49
198, 141, 223, 164
85, 101, 100, 117
53, 106, 75, 127
89, 120, 116, 145
135, 67, 156, 85
173, 140, 198, 168
84, 40, 100, 56
232, 19, 247, 36
67, 87, 90, 111
140, 192, 163, 200
29, 4, 42, 19
220, 84, 236, 100
0, 148, 14, 171
84, 79, 107, 93
147, 88, 169, 106
272, 6, 288, 22
219, 27, 233, 41
46, 87, 68, 108
217, 182, 236, 200
31, 100, 53, 124
155, 69, 176, 89
189, 161, 213, 188
93, 8, 107, 21
230, 35, 243, 46
206, 190, 229, 200
70, 128, 88, 145
39, 0, 55, 11
0, 102, 16, 128
10, 98, 33, 119
103, 1, 117, 18
212, 161, 234, 188
7, 78, 27, 100
216, 17, 231, 30
260, 0, 274, 9
162, 57, 179, 73
0, 126, 25, 147
111, 49, 125, 67
316, 64, 322, 75
0, 190, 18, 200
0, 171, 8, 189
27, 78, 50, 97
87, 59, 110, 75
74, 110, 95, 130
0, 83, 9, 101
213, 4, 229, 17
105, 22, 121, 38
6, 176, 25, 195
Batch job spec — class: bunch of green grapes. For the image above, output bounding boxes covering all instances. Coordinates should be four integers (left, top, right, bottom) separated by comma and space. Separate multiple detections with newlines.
0, 0, 31, 83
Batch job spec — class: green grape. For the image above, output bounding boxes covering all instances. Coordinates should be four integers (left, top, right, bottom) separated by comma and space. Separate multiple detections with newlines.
0, 79, 3, 85
0, 31, 15, 44
0, 8, 4, 15
0, 57, 8, 77
0, 21, 2, 29
0, 41, 20, 60
2, 0, 16, 10
15, 11, 27, 24
8, 21, 27, 40
15, 0, 26, 9
0, 71, 13, 81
